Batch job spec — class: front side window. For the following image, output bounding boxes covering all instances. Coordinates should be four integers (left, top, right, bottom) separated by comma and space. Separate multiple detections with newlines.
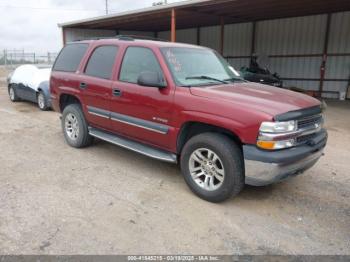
161, 47, 242, 87
85, 45, 118, 79
53, 43, 88, 72
119, 47, 163, 84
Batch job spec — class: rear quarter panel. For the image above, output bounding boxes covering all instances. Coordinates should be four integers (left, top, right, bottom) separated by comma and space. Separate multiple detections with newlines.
50, 71, 83, 112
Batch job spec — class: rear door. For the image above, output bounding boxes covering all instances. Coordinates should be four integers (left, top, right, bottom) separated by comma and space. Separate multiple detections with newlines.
80, 45, 119, 131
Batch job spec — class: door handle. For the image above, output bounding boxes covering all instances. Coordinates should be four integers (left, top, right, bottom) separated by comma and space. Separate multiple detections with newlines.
113, 89, 122, 97
80, 82, 88, 89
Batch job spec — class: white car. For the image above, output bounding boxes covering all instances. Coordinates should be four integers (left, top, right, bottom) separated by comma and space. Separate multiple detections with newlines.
7, 65, 52, 110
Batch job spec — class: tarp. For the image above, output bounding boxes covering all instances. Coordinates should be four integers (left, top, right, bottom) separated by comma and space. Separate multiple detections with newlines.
10, 65, 51, 92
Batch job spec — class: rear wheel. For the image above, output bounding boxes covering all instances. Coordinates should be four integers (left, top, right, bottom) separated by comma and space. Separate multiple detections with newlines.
8, 85, 19, 102
180, 133, 244, 203
61, 104, 93, 148
37, 91, 49, 111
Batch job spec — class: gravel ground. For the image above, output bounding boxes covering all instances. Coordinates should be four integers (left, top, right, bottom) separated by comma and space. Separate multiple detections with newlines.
0, 73, 349, 255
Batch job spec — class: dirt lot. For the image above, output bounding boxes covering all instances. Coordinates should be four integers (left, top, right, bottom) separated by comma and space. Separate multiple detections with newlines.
0, 68, 349, 255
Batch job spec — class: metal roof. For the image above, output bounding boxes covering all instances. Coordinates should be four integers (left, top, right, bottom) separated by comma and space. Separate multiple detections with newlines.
59, 0, 210, 27
60, 0, 350, 31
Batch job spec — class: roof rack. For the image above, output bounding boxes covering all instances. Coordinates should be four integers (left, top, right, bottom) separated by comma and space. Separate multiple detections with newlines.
116, 35, 169, 42
73, 35, 169, 42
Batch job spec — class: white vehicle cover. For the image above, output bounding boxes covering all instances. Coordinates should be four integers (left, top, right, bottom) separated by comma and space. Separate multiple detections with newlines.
10, 65, 51, 92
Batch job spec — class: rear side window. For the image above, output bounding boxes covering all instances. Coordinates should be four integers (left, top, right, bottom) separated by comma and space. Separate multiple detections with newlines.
85, 45, 118, 79
119, 47, 163, 84
53, 43, 88, 72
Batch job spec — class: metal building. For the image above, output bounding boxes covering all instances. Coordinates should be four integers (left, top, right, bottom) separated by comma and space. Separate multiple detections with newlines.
59, 0, 350, 98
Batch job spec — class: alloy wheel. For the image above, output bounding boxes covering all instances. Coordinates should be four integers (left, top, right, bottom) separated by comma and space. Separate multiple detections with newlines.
189, 148, 225, 191
38, 93, 45, 109
65, 113, 80, 140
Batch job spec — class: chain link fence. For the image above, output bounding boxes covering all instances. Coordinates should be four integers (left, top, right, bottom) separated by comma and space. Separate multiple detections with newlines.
0, 49, 58, 69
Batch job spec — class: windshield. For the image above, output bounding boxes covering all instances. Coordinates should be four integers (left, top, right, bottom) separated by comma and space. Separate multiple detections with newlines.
161, 47, 243, 87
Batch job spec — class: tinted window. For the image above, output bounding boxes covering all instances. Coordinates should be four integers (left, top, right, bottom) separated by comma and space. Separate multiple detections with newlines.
53, 43, 88, 72
119, 47, 163, 84
85, 45, 118, 79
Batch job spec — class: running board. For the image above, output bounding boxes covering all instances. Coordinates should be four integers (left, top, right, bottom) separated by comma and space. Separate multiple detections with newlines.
88, 127, 177, 163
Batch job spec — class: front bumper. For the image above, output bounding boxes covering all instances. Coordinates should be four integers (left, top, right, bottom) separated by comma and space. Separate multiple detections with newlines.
244, 129, 327, 186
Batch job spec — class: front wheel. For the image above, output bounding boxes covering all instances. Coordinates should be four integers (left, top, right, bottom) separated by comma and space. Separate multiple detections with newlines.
61, 104, 93, 148
8, 85, 19, 102
180, 133, 244, 203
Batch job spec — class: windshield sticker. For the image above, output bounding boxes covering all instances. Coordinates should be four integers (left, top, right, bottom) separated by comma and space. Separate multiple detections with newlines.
166, 49, 182, 72
229, 66, 240, 77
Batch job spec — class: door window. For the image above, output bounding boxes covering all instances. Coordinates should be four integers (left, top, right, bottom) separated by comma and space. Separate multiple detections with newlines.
85, 45, 118, 79
119, 47, 163, 84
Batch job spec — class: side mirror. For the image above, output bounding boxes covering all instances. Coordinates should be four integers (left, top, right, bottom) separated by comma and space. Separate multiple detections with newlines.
137, 71, 166, 88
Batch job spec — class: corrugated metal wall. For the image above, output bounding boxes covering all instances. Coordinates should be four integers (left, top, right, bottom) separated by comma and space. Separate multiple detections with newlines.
158, 30, 170, 41
118, 30, 155, 37
325, 11, 350, 98
64, 11, 350, 98
255, 15, 327, 94
224, 22, 252, 70
255, 15, 327, 55
65, 28, 116, 42
158, 28, 197, 44
200, 26, 221, 51
176, 28, 197, 44
224, 23, 252, 57
156, 11, 349, 98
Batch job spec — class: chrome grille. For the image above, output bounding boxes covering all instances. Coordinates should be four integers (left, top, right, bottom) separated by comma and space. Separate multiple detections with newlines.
296, 114, 323, 145
297, 114, 323, 129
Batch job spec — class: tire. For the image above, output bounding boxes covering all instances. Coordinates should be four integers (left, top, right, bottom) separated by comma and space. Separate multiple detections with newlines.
180, 133, 244, 203
61, 104, 93, 148
8, 85, 19, 102
37, 91, 49, 111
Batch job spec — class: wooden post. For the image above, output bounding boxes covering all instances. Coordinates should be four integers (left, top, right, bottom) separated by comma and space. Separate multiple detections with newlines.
220, 17, 225, 55
319, 13, 332, 98
171, 8, 176, 42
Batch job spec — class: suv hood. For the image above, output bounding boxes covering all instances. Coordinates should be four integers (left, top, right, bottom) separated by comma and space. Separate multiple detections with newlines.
190, 82, 320, 118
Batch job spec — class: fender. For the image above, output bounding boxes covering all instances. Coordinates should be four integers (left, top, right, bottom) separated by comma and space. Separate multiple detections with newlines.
178, 110, 247, 141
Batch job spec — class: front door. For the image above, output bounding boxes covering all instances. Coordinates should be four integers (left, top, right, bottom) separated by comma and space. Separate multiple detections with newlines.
110, 46, 174, 150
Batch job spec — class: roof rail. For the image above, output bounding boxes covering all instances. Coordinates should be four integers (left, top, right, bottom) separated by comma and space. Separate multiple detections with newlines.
73, 35, 169, 42
116, 35, 169, 42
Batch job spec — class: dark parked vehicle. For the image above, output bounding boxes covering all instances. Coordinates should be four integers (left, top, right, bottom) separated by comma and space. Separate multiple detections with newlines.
50, 37, 327, 202
7, 65, 52, 110
240, 55, 283, 87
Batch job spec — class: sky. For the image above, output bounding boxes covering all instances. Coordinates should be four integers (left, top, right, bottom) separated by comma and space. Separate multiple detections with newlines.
0, 0, 183, 54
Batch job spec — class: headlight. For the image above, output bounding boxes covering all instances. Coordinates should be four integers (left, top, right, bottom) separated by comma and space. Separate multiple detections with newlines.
257, 121, 297, 150
259, 121, 297, 133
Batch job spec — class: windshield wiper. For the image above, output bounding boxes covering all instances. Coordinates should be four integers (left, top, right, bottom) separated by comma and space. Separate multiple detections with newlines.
224, 77, 246, 83
186, 75, 229, 84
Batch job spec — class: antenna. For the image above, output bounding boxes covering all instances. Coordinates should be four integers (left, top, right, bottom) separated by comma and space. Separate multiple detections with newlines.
152, 0, 168, 6
105, 0, 108, 14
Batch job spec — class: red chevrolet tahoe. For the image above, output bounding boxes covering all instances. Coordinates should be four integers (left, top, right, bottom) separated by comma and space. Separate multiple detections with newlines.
50, 37, 327, 202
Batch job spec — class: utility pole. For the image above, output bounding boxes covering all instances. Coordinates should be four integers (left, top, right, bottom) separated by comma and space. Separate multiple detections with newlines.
105, 0, 108, 15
